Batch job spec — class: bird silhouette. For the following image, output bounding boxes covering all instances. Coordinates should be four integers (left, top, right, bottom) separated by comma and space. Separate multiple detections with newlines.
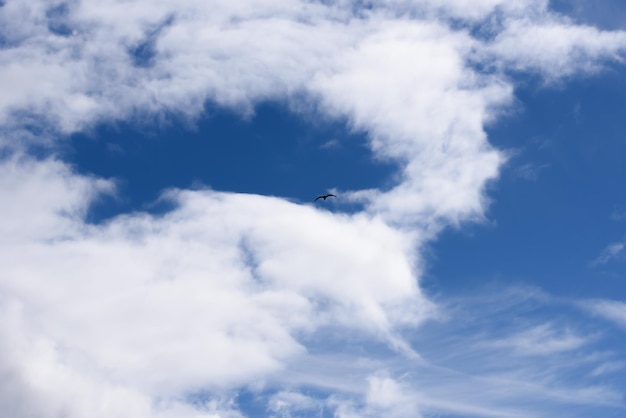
314, 194, 336, 201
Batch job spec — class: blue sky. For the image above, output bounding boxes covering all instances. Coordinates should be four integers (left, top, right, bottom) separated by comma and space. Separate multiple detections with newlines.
2, 1, 626, 418
430, 70, 626, 298
64, 102, 392, 219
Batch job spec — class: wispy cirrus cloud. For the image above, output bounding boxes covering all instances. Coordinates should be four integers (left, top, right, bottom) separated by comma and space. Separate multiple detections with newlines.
592, 241, 625, 266
0, 155, 432, 417
590, 361, 626, 377
610, 208, 626, 221
485, 322, 590, 355
265, 284, 625, 418
582, 299, 626, 328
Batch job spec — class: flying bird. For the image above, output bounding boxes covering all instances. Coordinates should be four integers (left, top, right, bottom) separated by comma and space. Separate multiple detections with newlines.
314, 193, 336, 201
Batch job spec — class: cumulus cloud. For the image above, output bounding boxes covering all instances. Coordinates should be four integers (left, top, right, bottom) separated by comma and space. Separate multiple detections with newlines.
332, 375, 422, 418
0, 155, 432, 417
267, 391, 321, 417
1, 0, 626, 417
482, 19, 626, 79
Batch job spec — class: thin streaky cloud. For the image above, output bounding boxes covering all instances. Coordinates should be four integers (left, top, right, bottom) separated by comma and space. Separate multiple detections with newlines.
592, 241, 625, 266
483, 323, 589, 356
591, 361, 626, 377
582, 299, 626, 329
610, 208, 626, 221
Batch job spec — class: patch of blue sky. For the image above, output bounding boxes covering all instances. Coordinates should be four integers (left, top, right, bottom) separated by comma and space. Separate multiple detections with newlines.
46, 3, 74, 37
128, 14, 175, 68
183, 385, 335, 417
428, 68, 626, 300
445, 8, 507, 44
550, 0, 626, 31
410, 55, 626, 417
64, 101, 396, 223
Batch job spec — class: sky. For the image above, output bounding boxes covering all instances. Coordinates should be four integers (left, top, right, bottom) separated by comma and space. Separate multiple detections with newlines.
1, 1, 626, 417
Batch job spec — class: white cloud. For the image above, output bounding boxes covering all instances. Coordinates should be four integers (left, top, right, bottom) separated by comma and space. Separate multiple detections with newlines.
406, 298, 623, 417
0, 155, 432, 417
268, 390, 320, 417
0, 155, 113, 242
583, 299, 626, 328
311, 18, 510, 225
332, 375, 422, 418
483, 20, 626, 80
591, 361, 625, 377
269, 286, 625, 418
0, 298, 245, 418
592, 242, 625, 265
486, 323, 589, 355
511, 162, 550, 181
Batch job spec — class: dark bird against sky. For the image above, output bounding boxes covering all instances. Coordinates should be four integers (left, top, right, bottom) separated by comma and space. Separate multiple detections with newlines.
314, 194, 336, 201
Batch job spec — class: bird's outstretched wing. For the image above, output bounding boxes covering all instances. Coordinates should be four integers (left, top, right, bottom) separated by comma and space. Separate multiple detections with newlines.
314, 193, 336, 201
